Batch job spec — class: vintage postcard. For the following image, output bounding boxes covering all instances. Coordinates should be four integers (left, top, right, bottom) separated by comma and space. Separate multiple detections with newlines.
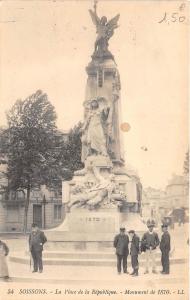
0, 0, 189, 299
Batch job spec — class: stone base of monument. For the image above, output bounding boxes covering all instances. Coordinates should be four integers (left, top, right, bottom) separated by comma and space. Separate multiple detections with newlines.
48, 150, 146, 250
42, 211, 147, 251
66, 209, 119, 233
44, 209, 117, 250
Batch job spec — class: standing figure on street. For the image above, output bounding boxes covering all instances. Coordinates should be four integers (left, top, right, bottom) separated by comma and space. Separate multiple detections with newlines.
113, 227, 129, 274
141, 221, 160, 274
129, 230, 140, 276
29, 223, 47, 273
0, 240, 9, 280
160, 224, 171, 274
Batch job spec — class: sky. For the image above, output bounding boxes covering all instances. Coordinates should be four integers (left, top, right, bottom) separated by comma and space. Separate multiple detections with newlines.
0, 0, 188, 189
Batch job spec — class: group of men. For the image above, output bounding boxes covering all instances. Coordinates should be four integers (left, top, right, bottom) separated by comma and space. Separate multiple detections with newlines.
28, 222, 171, 277
113, 222, 171, 276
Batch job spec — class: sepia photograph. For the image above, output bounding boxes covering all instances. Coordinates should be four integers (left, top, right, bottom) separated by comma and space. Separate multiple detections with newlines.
0, 0, 189, 299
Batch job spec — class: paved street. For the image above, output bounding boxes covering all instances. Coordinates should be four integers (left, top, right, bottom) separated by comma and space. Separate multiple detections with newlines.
0, 263, 188, 300
5, 259, 188, 283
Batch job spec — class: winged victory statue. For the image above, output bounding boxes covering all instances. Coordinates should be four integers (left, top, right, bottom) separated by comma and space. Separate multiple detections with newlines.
89, 1, 120, 56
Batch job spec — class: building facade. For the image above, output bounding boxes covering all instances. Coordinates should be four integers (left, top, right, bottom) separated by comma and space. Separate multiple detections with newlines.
0, 128, 69, 232
165, 175, 188, 209
0, 185, 64, 232
141, 174, 189, 225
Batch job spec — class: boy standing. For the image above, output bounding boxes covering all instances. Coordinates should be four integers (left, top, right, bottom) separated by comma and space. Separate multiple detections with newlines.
160, 224, 171, 274
129, 230, 140, 276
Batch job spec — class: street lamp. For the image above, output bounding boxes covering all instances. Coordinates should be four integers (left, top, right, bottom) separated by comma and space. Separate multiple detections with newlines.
42, 194, 46, 229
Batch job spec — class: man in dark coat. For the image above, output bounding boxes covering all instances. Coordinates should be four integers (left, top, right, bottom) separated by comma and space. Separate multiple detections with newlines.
0, 240, 9, 279
113, 227, 129, 274
129, 230, 140, 276
141, 221, 160, 274
160, 224, 171, 274
29, 223, 47, 273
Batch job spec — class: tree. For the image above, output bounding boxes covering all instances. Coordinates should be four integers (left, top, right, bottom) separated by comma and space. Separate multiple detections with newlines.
6, 90, 58, 232
183, 150, 189, 175
0, 127, 9, 166
1, 94, 85, 231
59, 122, 84, 180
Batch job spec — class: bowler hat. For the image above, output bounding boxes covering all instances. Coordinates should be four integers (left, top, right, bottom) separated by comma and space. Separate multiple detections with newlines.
147, 219, 155, 227
161, 224, 168, 228
147, 224, 154, 228
120, 227, 125, 231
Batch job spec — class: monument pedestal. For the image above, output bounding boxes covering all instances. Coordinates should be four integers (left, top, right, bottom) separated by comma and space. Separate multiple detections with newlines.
66, 208, 120, 234
45, 208, 120, 250
45, 209, 146, 251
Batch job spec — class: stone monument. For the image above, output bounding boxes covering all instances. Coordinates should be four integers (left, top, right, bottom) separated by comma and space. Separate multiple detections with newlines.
60, 2, 143, 247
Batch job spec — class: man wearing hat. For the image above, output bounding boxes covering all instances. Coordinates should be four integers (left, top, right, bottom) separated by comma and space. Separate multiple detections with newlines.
141, 220, 159, 274
113, 227, 129, 274
160, 224, 171, 274
129, 230, 140, 276
29, 223, 47, 273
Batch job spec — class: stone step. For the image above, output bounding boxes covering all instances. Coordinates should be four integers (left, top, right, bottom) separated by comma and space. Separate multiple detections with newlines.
44, 231, 147, 242
24, 251, 163, 259
9, 254, 185, 267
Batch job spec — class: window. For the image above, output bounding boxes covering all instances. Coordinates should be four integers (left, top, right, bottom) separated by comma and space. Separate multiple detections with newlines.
7, 207, 19, 222
49, 189, 54, 198
32, 189, 40, 198
54, 204, 62, 220
16, 190, 25, 200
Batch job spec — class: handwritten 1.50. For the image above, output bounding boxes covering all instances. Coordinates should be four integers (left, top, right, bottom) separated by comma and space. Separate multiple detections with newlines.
159, 12, 186, 24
